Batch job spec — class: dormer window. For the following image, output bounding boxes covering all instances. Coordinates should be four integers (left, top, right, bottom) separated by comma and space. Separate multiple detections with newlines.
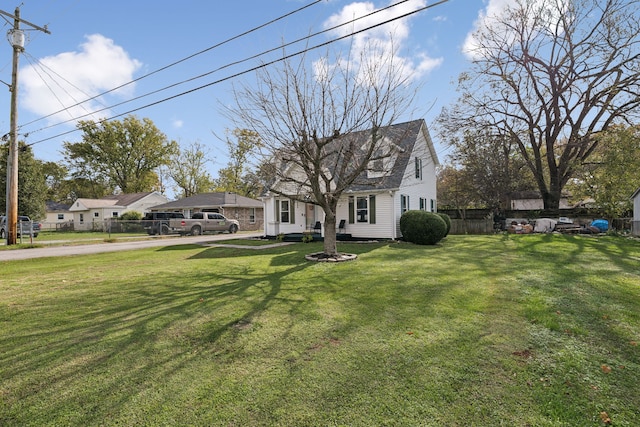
367, 137, 398, 178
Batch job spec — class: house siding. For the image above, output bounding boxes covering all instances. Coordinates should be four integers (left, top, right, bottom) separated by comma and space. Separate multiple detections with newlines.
394, 129, 438, 238
264, 198, 307, 235
336, 192, 395, 239
633, 189, 640, 236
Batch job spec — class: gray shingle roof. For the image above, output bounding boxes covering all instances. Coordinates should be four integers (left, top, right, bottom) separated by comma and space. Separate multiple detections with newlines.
348, 119, 429, 191
152, 192, 262, 210
101, 192, 156, 206
267, 119, 434, 194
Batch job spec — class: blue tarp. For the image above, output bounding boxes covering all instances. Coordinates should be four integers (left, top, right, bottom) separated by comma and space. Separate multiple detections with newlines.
591, 219, 609, 232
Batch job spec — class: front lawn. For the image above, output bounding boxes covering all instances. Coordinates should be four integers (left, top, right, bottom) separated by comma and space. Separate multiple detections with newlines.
0, 234, 638, 426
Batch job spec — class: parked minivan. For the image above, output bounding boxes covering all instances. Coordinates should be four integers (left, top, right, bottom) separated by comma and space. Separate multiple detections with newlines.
0, 215, 39, 238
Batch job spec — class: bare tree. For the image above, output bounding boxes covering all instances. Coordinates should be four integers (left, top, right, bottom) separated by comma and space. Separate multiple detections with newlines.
225, 43, 417, 256
439, 0, 640, 209
169, 141, 215, 198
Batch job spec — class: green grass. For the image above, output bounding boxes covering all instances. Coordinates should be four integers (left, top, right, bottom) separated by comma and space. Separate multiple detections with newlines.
212, 238, 283, 246
1, 234, 639, 426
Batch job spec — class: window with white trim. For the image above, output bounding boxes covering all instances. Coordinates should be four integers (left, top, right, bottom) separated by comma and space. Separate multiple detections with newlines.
415, 157, 422, 179
57, 214, 64, 220
348, 195, 376, 224
112, 212, 119, 218
280, 200, 290, 223
401, 194, 410, 213
419, 197, 427, 211
94, 212, 100, 218
249, 208, 256, 224
430, 199, 436, 212
356, 196, 368, 223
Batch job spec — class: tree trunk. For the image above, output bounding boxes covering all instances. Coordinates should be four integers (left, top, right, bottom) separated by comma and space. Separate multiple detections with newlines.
542, 191, 559, 210
542, 176, 562, 209
323, 215, 338, 256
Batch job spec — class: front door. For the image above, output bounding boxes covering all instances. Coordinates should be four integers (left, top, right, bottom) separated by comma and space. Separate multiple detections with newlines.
306, 203, 315, 230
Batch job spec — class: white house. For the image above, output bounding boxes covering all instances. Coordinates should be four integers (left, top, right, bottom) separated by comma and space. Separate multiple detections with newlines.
632, 187, 640, 236
43, 201, 72, 230
262, 119, 439, 240
68, 192, 169, 231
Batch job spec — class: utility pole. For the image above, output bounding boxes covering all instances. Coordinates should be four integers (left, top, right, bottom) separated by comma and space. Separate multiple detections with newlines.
1, 7, 49, 245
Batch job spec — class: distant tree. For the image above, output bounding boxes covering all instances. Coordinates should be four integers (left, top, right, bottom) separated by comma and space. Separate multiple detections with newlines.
63, 115, 178, 193
66, 177, 113, 201
0, 142, 47, 219
439, 0, 640, 209
241, 159, 276, 199
154, 164, 172, 197
213, 129, 262, 196
445, 130, 536, 208
42, 161, 70, 203
226, 41, 417, 257
568, 124, 640, 220
436, 165, 476, 211
169, 141, 215, 198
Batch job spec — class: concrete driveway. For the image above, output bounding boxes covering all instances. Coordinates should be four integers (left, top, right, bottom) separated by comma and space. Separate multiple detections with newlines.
0, 232, 264, 261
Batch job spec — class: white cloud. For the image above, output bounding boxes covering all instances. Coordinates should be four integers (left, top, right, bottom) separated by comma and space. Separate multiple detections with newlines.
21, 34, 142, 125
321, 0, 442, 84
172, 119, 184, 129
462, 0, 566, 59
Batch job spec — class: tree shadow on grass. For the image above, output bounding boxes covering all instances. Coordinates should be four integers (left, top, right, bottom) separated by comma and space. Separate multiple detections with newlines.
0, 246, 320, 425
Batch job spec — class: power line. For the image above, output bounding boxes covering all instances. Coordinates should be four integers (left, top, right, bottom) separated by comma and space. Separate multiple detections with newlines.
25, 0, 449, 147
17, 0, 324, 131
22, 52, 101, 121
21, 0, 420, 138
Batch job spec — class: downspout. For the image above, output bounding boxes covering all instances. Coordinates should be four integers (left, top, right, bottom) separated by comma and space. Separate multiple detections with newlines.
389, 190, 397, 239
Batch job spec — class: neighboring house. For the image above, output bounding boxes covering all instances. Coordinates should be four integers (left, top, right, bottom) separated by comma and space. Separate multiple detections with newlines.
506, 191, 572, 210
44, 201, 71, 230
68, 192, 169, 231
262, 119, 439, 240
149, 192, 264, 232
632, 187, 640, 236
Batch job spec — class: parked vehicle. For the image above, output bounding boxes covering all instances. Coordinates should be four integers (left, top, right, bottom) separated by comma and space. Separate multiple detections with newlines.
141, 212, 185, 235
0, 215, 39, 238
170, 212, 240, 235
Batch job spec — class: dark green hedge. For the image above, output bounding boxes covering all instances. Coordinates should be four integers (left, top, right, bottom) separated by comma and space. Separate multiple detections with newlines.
399, 210, 447, 245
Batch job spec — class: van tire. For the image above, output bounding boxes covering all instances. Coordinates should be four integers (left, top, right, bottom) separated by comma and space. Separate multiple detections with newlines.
191, 226, 202, 236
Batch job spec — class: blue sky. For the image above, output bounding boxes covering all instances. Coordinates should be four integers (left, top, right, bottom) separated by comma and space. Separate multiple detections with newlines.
0, 0, 507, 182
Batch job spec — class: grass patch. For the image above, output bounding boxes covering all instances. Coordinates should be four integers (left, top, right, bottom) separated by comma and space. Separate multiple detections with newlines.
0, 234, 639, 425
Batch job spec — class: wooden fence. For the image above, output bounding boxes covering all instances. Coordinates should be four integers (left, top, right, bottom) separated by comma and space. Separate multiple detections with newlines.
449, 219, 494, 235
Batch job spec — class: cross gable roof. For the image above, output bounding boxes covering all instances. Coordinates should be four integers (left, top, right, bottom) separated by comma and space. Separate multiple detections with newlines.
267, 119, 437, 194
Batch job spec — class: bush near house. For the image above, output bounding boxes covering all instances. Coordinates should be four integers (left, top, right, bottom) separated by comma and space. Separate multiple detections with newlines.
400, 210, 447, 245
437, 212, 452, 236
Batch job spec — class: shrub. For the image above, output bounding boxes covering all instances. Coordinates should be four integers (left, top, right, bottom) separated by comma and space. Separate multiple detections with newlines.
119, 211, 142, 221
437, 213, 452, 236
400, 210, 447, 245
